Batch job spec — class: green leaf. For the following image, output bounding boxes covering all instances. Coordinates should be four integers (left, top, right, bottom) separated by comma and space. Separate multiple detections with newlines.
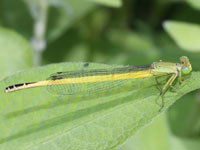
185, 0, 200, 10
0, 27, 32, 79
167, 92, 198, 137
90, 0, 122, 7
0, 63, 199, 150
170, 136, 200, 150
119, 114, 170, 150
120, 113, 200, 150
164, 21, 200, 52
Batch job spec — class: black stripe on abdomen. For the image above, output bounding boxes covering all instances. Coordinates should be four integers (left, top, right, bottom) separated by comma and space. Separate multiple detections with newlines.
25, 82, 36, 85
8, 85, 14, 89
15, 83, 24, 87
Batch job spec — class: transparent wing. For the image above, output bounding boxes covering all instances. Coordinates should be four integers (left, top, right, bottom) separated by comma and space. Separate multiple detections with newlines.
46, 65, 150, 95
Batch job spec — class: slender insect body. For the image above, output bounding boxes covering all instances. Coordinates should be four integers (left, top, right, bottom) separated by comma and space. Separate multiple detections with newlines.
5, 82, 39, 93
4, 56, 192, 111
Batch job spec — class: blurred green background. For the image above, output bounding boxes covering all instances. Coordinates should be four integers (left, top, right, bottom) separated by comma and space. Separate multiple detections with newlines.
0, 0, 200, 149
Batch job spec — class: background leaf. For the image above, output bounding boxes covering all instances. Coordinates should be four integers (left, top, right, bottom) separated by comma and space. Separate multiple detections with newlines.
164, 21, 200, 52
119, 114, 170, 150
0, 27, 32, 80
91, 0, 122, 7
185, 0, 200, 10
119, 111, 200, 150
1, 62, 200, 150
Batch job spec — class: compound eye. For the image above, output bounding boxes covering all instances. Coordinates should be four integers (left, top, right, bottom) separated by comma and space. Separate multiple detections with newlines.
182, 66, 190, 75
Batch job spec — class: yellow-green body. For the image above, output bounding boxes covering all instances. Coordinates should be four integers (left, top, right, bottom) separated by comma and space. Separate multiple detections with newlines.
4, 56, 192, 111
150, 56, 192, 110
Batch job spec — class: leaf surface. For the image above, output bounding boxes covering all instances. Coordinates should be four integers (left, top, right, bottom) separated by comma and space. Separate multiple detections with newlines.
0, 63, 199, 150
164, 21, 200, 52
0, 27, 32, 79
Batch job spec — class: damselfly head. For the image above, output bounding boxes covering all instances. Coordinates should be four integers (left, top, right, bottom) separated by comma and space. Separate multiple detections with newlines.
180, 56, 192, 75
